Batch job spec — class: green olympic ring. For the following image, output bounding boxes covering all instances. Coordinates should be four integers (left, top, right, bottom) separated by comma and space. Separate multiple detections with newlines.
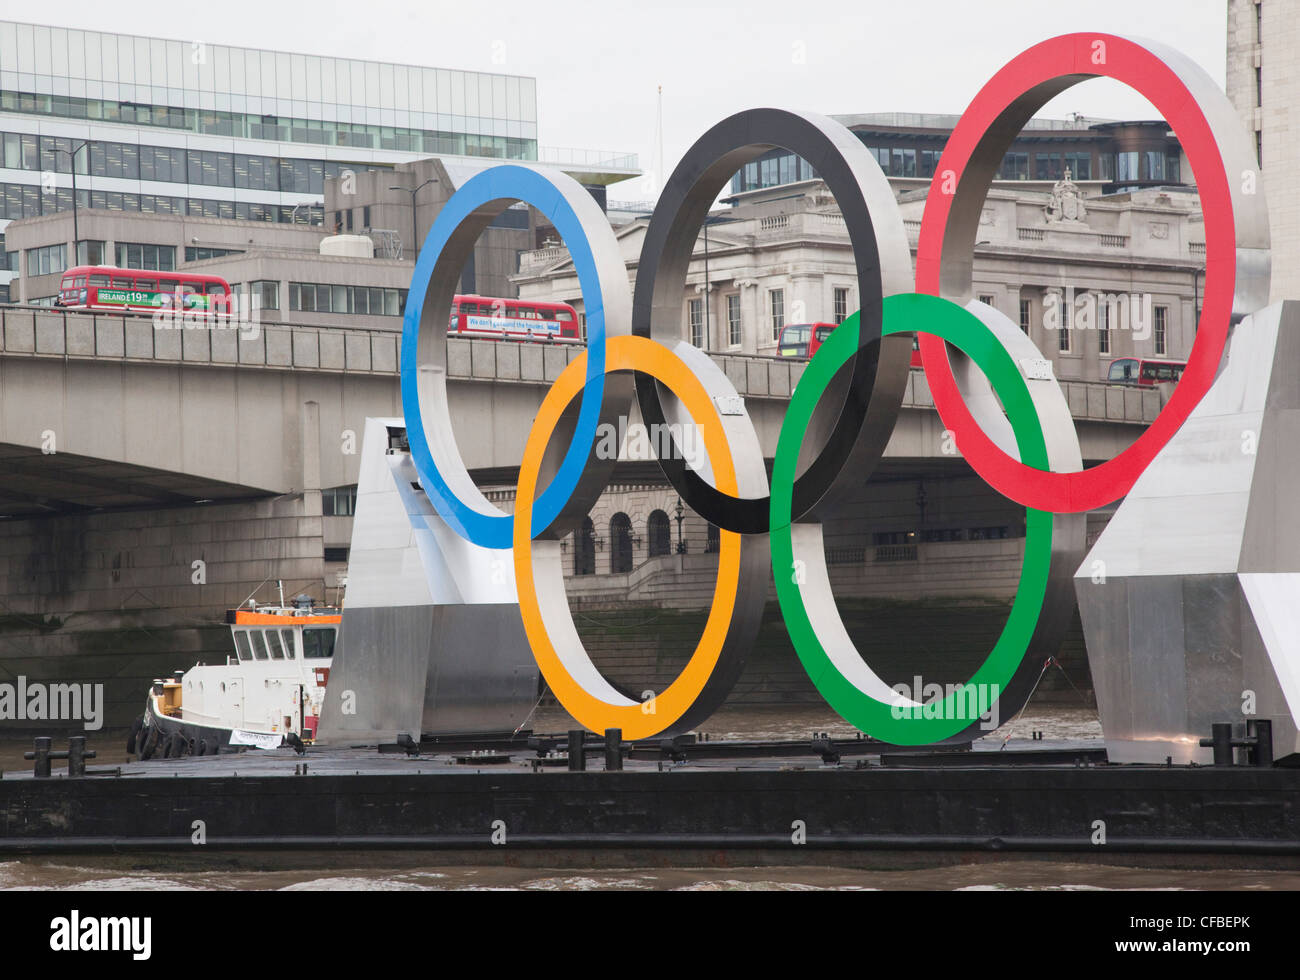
771, 293, 1053, 744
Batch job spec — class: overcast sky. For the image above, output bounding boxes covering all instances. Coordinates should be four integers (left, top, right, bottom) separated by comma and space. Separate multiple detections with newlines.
45, 0, 1228, 199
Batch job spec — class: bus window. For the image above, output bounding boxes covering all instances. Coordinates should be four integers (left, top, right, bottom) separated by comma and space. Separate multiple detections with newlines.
233, 631, 253, 662
778, 324, 812, 357
555, 310, 574, 320
814, 325, 834, 343
112, 276, 131, 288
134, 278, 157, 291
250, 631, 270, 660
159, 279, 180, 293
90, 275, 110, 287
1108, 360, 1136, 382
265, 630, 285, 659
74, 276, 86, 288
206, 282, 228, 295
281, 629, 296, 659
302, 627, 336, 659
1143, 363, 1182, 383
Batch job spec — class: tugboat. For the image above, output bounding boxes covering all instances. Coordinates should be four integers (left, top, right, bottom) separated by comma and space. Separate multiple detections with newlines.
130, 591, 339, 760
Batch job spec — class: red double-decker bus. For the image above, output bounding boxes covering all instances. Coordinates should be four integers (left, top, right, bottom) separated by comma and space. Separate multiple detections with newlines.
449, 295, 582, 343
777, 321, 837, 358
56, 266, 233, 315
779, 320, 924, 367
1106, 357, 1186, 386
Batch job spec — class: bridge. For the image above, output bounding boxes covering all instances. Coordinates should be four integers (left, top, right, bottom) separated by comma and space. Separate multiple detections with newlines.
0, 305, 1157, 516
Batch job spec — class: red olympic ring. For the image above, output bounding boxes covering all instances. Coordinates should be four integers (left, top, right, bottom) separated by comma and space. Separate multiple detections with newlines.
917, 33, 1249, 512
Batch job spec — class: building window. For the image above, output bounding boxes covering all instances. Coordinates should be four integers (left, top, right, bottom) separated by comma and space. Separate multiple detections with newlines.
574, 518, 596, 576
609, 513, 633, 574
769, 289, 785, 341
322, 486, 358, 517
978, 293, 996, 310
1019, 298, 1031, 334
1154, 305, 1168, 356
288, 282, 407, 316
1064, 152, 1091, 181
647, 510, 672, 557
833, 287, 850, 324
705, 523, 720, 554
1052, 292, 1071, 353
1098, 299, 1111, 355
688, 297, 704, 348
1034, 153, 1063, 181
114, 242, 175, 271
998, 152, 1028, 180
1116, 151, 1140, 183
24, 243, 66, 277
76, 240, 106, 265
890, 148, 917, 178
726, 294, 741, 347
185, 246, 244, 263
249, 280, 280, 311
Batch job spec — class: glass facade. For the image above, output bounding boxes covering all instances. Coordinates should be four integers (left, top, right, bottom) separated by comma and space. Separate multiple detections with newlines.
0, 179, 331, 224
288, 281, 407, 316
0, 21, 538, 157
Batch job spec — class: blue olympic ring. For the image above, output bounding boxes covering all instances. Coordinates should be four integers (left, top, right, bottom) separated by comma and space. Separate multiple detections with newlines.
400, 165, 617, 549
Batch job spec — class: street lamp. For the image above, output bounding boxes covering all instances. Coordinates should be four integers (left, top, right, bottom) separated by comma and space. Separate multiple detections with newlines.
57, 140, 91, 263
674, 497, 686, 555
389, 177, 439, 262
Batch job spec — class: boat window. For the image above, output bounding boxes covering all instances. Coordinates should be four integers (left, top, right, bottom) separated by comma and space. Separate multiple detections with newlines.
281, 629, 296, 659
250, 631, 270, 660
302, 627, 336, 659
233, 630, 252, 662
265, 630, 285, 659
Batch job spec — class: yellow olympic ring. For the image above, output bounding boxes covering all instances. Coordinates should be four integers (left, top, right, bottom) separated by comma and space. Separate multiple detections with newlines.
513, 335, 742, 740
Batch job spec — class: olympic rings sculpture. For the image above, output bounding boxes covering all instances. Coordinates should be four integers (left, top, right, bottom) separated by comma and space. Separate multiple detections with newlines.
400, 33, 1271, 743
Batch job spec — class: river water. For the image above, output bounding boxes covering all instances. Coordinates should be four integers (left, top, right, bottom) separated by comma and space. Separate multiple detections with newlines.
0, 705, 1293, 891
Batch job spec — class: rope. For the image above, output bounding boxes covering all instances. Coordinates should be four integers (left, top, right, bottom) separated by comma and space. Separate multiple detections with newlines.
999, 656, 1054, 750
511, 684, 551, 738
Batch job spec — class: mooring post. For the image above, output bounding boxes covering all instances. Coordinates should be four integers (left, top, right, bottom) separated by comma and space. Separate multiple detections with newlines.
1247, 719, 1273, 767
567, 730, 586, 771
604, 728, 623, 771
24, 737, 52, 778
67, 736, 96, 777
1199, 723, 1234, 766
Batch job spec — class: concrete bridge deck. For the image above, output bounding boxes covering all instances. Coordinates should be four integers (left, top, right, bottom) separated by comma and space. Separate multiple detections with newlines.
0, 305, 1159, 518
